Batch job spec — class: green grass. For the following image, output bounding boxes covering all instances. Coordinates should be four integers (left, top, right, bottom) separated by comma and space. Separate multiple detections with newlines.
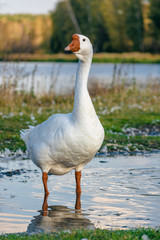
0, 228, 160, 239
100, 111, 160, 152
0, 85, 160, 153
1, 109, 159, 153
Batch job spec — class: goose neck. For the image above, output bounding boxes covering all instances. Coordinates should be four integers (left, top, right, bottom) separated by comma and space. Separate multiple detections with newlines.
72, 58, 95, 121
76, 59, 91, 89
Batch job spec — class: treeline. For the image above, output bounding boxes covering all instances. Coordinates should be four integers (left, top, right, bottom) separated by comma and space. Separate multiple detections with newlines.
50, 0, 160, 53
0, 0, 160, 54
0, 14, 51, 54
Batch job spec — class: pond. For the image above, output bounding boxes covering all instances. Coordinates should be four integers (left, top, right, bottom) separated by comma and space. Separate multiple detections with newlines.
0, 62, 160, 95
0, 153, 160, 234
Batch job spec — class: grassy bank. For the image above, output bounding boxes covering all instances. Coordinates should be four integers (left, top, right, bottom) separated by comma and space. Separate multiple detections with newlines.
1, 228, 160, 239
1, 52, 160, 63
0, 84, 160, 154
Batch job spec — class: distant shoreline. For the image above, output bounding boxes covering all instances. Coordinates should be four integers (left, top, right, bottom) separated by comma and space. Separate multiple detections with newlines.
1, 52, 160, 63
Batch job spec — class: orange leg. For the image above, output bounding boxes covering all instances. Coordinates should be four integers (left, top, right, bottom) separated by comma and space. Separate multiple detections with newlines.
75, 171, 81, 209
42, 172, 49, 196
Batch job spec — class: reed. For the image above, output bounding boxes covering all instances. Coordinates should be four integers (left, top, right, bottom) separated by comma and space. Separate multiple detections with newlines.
0, 64, 160, 115
1, 80, 160, 114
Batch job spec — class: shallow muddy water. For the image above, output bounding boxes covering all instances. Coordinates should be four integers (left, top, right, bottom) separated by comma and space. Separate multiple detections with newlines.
0, 153, 160, 234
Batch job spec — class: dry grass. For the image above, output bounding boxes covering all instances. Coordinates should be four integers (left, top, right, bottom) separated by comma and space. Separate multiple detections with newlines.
94, 52, 160, 60
88, 81, 160, 112
2, 52, 160, 63
0, 87, 74, 114
0, 60, 160, 115
0, 82, 160, 115
2, 53, 77, 62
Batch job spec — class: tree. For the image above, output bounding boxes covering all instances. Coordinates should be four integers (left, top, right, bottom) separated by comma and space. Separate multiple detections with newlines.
100, 0, 129, 52
50, 1, 75, 53
50, 0, 110, 53
150, 0, 160, 30
50, 0, 149, 53
125, 0, 144, 51
70, 0, 110, 52
149, 0, 160, 51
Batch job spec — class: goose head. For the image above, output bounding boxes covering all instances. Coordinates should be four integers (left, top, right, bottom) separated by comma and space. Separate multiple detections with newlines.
65, 34, 93, 62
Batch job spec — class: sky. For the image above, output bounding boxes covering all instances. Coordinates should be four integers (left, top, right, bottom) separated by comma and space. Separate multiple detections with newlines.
0, 0, 60, 14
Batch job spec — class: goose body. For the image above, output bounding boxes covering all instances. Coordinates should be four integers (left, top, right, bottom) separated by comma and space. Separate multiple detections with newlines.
20, 34, 104, 203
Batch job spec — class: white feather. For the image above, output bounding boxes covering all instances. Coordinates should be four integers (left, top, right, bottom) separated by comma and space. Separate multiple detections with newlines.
20, 125, 34, 148
20, 34, 104, 175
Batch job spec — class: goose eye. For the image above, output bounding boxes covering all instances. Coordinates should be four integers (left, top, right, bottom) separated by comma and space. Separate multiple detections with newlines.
83, 38, 86, 42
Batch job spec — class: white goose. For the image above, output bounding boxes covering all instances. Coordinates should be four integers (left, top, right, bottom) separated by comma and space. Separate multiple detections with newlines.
20, 34, 104, 203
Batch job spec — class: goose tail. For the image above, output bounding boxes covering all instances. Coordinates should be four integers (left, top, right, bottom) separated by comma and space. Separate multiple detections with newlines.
20, 125, 34, 148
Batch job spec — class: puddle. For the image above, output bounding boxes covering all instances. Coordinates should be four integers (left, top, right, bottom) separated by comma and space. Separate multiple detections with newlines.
0, 153, 160, 234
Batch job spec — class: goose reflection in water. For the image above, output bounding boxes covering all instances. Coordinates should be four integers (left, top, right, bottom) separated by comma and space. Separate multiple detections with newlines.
27, 193, 94, 234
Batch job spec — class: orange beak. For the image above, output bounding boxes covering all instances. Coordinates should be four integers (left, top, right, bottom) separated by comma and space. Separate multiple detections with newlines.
65, 34, 80, 52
